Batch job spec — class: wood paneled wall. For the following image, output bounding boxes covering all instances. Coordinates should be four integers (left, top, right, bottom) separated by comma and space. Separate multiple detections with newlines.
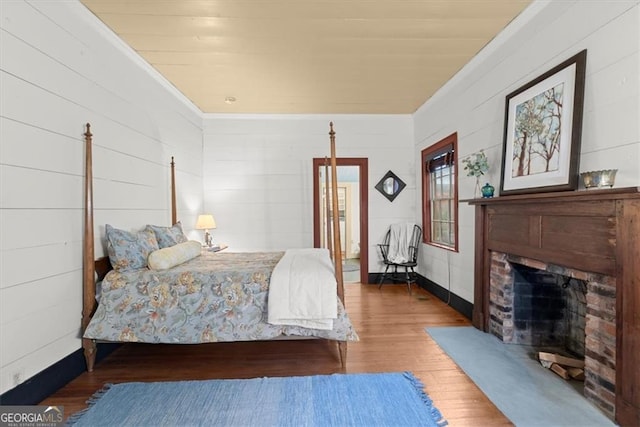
0, 1, 203, 395
201, 115, 415, 264
412, 0, 639, 305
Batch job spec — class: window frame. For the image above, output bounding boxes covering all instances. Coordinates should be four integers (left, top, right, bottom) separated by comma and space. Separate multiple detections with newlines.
421, 132, 459, 252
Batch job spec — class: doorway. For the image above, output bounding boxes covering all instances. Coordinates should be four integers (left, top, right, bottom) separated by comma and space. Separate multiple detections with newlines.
313, 158, 368, 284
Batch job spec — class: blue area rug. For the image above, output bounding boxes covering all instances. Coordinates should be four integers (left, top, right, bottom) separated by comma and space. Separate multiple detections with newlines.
426, 326, 615, 427
67, 372, 447, 426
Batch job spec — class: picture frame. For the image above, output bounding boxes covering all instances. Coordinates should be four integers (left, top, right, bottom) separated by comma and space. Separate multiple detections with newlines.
375, 170, 406, 202
500, 50, 587, 195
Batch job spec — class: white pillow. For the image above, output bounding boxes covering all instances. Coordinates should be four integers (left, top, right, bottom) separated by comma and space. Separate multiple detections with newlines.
148, 240, 202, 270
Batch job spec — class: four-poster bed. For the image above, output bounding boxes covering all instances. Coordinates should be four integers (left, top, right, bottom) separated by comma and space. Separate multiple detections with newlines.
80, 123, 356, 372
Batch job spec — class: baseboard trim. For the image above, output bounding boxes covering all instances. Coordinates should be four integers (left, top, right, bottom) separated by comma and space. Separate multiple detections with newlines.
0, 343, 120, 405
368, 272, 472, 320
416, 275, 473, 320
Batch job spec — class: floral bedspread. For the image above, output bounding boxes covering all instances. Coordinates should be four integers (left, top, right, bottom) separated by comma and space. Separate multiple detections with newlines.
84, 251, 359, 343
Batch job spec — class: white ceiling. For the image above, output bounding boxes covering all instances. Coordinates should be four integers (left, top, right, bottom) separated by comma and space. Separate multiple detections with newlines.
80, 0, 532, 114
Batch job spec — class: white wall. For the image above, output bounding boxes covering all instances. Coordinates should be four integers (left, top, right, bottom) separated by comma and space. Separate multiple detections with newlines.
413, 0, 640, 302
202, 114, 414, 270
0, 1, 203, 394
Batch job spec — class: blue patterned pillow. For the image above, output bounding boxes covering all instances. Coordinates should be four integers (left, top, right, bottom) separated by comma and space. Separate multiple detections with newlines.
105, 224, 159, 271
146, 222, 188, 249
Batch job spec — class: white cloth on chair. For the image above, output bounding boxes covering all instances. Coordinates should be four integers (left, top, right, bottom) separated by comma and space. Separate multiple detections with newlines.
387, 223, 415, 263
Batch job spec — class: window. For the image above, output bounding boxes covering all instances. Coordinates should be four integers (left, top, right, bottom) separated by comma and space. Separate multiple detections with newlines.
422, 133, 458, 251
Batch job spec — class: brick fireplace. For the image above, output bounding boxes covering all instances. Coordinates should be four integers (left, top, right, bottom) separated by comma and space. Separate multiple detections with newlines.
489, 251, 616, 417
469, 188, 639, 426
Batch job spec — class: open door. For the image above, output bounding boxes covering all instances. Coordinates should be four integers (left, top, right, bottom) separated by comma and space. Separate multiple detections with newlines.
313, 158, 368, 284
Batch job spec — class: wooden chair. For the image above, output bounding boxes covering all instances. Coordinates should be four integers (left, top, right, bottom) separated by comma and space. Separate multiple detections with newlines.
377, 224, 422, 294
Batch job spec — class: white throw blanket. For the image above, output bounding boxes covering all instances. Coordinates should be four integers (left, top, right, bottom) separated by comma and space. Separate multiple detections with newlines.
386, 223, 415, 263
267, 248, 337, 330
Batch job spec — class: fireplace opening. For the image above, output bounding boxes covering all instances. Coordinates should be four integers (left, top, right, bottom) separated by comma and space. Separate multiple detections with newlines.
512, 263, 587, 359
489, 252, 617, 419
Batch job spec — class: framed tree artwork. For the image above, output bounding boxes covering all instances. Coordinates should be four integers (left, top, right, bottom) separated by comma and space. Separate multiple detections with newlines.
500, 49, 587, 195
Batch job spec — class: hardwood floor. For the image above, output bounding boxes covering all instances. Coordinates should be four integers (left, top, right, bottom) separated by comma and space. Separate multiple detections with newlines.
42, 283, 512, 426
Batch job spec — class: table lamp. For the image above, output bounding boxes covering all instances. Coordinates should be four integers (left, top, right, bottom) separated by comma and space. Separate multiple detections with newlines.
195, 214, 216, 247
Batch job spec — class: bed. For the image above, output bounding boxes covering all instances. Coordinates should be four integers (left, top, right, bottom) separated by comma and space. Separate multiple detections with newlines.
80, 123, 358, 372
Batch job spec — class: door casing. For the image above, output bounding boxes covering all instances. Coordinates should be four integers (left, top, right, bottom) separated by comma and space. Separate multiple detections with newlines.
313, 157, 368, 284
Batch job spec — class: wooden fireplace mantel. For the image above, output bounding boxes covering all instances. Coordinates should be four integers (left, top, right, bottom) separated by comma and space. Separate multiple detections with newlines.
467, 186, 639, 426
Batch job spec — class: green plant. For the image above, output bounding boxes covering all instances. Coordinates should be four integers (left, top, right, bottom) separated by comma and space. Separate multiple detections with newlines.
462, 150, 489, 177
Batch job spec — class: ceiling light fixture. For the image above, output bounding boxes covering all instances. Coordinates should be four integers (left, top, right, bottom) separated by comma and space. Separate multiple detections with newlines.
224, 96, 236, 104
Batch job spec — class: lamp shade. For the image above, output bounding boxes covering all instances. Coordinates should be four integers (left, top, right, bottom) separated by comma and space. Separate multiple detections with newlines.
195, 214, 216, 230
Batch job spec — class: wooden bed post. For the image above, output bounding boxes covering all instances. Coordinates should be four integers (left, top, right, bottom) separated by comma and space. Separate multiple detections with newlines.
329, 123, 348, 367
170, 157, 177, 225
82, 123, 97, 372
324, 157, 333, 259
329, 124, 344, 302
